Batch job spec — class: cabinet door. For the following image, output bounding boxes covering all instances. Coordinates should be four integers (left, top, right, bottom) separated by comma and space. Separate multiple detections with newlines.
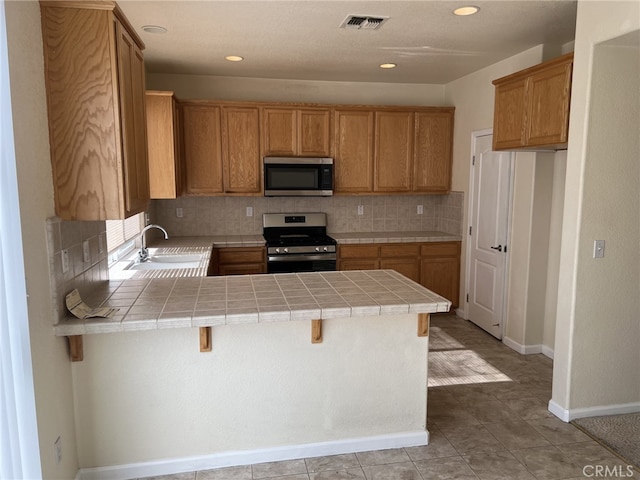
334, 110, 374, 193
492, 79, 527, 150
526, 62, 572, 146
222, 107, 261, 193
263, 108, 296, 156
116, 21, 150, 217
421, 256, 460, 308
380, 258, 420, 283
414, 112, 453, 193
374, 111, 413, 192
182, 105, 224, 194
146, 92, 181, 199
298, 109, 331, 156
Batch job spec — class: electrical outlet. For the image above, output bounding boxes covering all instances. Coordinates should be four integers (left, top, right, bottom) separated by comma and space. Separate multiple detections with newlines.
61, 249, 70, 274
176, 207, 184, 218
246, 206, 253, 217
98, 234, 105, 254
357, 205, 364, 215
83, 240, 91, 263
54, 436, 62, 465
417, 205, 424, 215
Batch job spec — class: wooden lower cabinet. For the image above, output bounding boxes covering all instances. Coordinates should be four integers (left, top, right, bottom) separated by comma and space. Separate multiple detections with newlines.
338, 241, 460, 307
340, 259, 380, 271
209, 247, 266, 276
380, 258, 420, 283
420, 242, 461, 308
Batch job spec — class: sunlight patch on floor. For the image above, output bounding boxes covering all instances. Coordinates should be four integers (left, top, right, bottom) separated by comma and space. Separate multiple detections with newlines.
428, 349, 513, 387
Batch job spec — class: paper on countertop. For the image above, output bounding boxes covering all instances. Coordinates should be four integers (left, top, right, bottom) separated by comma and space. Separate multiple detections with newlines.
65, 289, 119, 319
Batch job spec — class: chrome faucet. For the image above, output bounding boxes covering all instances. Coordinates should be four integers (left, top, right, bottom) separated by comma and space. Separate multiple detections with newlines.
137, 224, 169, 262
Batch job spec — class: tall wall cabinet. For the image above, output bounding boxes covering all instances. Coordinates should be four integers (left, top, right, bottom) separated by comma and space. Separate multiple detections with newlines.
40, 1, 149, 220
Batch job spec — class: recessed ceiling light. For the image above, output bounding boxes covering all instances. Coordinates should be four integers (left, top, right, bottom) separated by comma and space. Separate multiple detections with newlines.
453, 6, 480, 16
225, 55, 244, 62
379, 63, 397, 69
141, 25, 167, 34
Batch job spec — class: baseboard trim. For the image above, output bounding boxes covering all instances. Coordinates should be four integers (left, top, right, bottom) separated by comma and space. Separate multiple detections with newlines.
549, 399, 640, 422
76, 430, 429, 480
502, 337, 554, 359
541, 345, 554, 359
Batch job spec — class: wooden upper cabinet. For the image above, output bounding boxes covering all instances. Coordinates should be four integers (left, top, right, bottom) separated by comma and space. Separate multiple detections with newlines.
493, 52, 573, 151
333, 110, 374, 193
262, 108, 297, 156
40, 2, 149, 220
145, 91, 182, 199
374, 111, 413, 192
222, 106, 261, 194
262, 107, 331, 157
182, 105, 224, 195
526, 61, 572, 147
414, 111, 454, 193
298, 109, 331, 156
492, 79, 528, 149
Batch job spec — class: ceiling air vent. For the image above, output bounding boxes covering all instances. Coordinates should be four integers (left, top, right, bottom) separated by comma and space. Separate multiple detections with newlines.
340, 15, 389, 30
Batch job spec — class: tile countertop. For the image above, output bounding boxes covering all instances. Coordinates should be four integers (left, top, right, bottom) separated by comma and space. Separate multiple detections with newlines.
54, 270, 451, 336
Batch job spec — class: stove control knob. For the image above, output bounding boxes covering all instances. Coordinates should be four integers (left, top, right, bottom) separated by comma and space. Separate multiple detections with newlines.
284, 248, 289, 253
315, 247, 320, 252
323, 246, 328, 252
275, 248, 280, 254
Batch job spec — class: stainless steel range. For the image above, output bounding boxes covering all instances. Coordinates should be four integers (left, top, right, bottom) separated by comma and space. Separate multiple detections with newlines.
262, 213, 337, 274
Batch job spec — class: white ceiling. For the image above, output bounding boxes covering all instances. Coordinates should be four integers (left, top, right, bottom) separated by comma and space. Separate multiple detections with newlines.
119, 0, 577, 84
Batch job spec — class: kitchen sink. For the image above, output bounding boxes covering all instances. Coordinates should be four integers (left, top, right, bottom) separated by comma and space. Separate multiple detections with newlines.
124, 253, 205, 271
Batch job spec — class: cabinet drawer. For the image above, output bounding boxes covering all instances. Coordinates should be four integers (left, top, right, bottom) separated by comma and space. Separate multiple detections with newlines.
339, 259, 380, 271
421, 242, 460, 257
380, 243, 420, 257
217, 247, 265, 264
339, 245, 379, 259
219, 263, 265, 276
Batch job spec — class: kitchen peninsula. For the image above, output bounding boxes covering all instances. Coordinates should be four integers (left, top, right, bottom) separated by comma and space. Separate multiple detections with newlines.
57, 267, 449, 479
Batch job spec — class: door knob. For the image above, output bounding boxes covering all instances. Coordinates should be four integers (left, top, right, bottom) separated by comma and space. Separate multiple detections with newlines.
490, 245, 503, 252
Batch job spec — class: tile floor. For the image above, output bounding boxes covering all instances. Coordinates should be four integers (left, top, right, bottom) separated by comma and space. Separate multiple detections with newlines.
138, 315, 639, 480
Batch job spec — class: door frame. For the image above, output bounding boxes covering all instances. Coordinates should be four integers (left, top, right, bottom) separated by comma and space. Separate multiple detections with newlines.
462, 129, 515, 339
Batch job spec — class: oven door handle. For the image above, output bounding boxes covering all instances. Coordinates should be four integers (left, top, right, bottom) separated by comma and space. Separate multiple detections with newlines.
268, 254, 337, 262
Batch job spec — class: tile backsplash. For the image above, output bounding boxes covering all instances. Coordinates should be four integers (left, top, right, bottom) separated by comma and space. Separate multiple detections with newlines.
46, 218, 109, 324
150, 193, 463, 237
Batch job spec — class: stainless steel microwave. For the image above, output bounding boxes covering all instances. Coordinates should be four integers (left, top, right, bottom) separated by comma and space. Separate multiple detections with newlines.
263, 157, 334, 197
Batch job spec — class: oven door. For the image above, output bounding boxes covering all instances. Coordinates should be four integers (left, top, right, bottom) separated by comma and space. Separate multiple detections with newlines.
267, 254, 337, 274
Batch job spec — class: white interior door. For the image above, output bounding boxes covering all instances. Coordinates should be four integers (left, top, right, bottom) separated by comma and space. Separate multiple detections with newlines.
467, 133, 511, 338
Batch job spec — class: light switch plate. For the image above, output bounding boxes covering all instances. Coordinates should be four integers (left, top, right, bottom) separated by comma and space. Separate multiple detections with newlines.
593, 240, 605, 258
83, 240, 91, 263
417, 205, 424, 215
61, 249, 69, 274
246, 206, 253, 217
357, 205, 364, 215
176, 207, 184, 218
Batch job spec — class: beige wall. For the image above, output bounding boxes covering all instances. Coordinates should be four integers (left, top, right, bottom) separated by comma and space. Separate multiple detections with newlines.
5, 1, 79, 478
148, 73, 445, 106
552, 1, 640, 417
